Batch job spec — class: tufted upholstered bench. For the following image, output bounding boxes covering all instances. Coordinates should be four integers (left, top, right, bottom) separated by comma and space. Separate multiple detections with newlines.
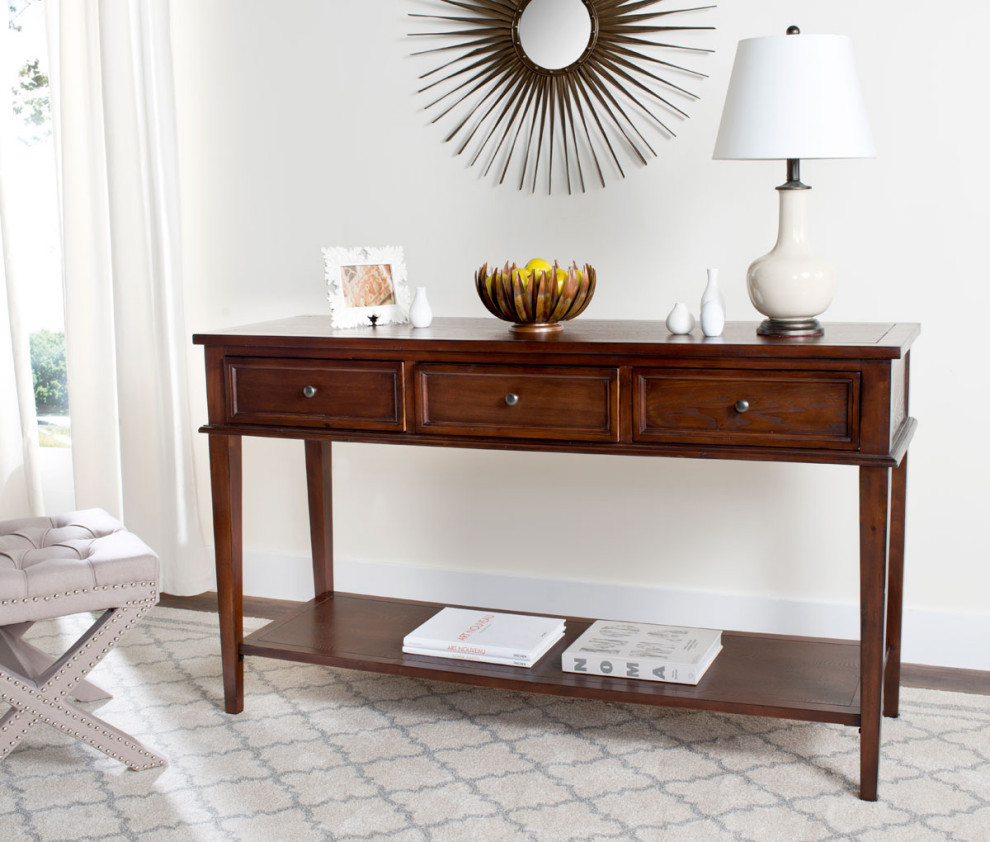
0, 509, 166, 769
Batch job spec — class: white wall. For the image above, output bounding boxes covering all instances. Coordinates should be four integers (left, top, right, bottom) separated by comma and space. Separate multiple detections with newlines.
171, 1, 990, 668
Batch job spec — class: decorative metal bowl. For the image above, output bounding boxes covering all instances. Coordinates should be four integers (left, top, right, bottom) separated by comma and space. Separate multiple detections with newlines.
475, 261, 596, 334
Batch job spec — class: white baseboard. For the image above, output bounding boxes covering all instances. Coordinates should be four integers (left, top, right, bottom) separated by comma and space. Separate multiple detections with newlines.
241, 551, 990, 672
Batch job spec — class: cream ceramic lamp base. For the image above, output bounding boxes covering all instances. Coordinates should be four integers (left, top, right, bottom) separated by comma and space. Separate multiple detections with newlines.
747, 187, 835, 337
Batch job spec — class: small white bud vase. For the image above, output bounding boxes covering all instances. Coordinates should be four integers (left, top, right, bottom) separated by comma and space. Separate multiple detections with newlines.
701, 300, 725, 338
700, 268, 725, 337
665, 302, 695, 335
409, 286, 433, 328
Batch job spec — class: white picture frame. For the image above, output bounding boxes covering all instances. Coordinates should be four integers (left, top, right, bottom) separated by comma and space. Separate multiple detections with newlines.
323, 245, 411, 328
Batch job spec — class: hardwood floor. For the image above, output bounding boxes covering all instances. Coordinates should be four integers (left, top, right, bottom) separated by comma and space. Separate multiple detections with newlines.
159, 592, 990, 697
900, 664, 990, 696
160, 592, 296, 620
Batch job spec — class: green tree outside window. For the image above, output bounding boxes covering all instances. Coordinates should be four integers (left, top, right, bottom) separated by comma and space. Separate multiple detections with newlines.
30, 328, 68, 413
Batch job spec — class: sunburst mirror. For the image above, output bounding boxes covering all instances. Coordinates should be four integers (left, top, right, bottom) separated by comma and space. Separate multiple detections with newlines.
409, 0, 716, 193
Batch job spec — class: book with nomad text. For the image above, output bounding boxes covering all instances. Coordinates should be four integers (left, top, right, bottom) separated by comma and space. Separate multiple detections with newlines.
561, 620, 722, 685
403, 607, 565, 665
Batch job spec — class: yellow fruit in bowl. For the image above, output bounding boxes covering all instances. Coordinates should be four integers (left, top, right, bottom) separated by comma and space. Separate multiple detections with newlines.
525, 258, 553, 275
525, 258, 569, 291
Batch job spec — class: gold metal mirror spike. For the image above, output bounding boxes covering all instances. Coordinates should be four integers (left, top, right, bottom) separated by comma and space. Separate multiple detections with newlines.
409, 0, 715, 194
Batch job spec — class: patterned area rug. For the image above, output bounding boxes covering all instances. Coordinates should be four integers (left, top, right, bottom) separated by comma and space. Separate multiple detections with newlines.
0, 607, 987, 841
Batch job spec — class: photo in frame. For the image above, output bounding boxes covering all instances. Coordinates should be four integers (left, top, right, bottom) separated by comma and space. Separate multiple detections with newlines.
323, 245, 411, 328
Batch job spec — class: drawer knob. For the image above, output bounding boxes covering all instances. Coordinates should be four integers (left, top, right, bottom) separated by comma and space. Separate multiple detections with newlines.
734, 399, 750, 413
303, 385, 317, 399
505, 392, 519, 407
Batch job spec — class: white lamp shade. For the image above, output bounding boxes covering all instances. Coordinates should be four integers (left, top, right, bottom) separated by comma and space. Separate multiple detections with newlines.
713, 33, 875, 160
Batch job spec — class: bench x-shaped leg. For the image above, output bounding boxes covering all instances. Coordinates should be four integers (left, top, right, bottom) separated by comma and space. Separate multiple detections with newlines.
0, 622, 111, 702
0, 601, 166, 770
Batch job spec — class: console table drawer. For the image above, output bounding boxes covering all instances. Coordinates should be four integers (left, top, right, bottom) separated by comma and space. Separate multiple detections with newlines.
227, 358, 404, 430
634, 369, 859, 448
417, 364, 619, 441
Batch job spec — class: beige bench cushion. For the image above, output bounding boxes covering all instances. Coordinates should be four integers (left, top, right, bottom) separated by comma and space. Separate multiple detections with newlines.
0, 508, 159, 625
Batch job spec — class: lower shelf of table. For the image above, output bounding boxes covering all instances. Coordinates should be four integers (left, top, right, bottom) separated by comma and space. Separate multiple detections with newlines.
241, 592, 863, 726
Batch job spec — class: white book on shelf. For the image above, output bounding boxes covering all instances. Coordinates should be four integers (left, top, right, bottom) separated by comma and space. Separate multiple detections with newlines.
561, 620, 722, 685
403, 607, 565, 661
403, 628, 565, 668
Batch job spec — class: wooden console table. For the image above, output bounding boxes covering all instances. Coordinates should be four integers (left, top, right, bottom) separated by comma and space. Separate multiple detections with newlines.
194, 317, 917, 801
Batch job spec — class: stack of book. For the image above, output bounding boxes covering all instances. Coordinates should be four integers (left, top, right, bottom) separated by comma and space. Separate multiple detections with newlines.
402, 607, 565, 667
561, 620, 722, 685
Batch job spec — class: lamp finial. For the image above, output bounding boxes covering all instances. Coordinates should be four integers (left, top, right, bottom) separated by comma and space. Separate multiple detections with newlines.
786, 25, 801, 35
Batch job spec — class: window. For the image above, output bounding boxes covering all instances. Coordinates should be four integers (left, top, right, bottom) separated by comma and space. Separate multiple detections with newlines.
7, 0, 68, 449
5, 0, 74, 512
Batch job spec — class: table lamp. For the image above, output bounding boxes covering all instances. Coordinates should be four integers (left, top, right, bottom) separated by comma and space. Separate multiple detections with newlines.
713, 27, 875, 337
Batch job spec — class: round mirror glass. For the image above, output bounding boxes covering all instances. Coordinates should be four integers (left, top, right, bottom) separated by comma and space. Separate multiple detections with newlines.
517, 0, 593, 70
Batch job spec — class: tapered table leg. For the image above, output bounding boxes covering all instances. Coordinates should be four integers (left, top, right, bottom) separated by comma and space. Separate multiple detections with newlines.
209, 434, 244, 714
883, 454, 908, 719
859, 465, 891, 801
305, 440, 333, 597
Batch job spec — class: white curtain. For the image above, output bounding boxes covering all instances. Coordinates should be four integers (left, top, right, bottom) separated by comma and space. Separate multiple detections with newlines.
45, 0, 211, 594
0, 21, 45, 520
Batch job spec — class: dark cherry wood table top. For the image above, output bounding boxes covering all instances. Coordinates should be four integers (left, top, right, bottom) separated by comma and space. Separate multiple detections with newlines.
195, 316, 917, 359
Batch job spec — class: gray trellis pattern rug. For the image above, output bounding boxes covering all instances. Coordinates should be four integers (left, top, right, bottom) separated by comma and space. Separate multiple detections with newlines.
0, 608, 987, 841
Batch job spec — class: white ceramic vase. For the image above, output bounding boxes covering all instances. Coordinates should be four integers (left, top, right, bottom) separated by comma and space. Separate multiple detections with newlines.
409, 287, 433, 328
700, 268, 725, 337
665, 302, 695, 335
